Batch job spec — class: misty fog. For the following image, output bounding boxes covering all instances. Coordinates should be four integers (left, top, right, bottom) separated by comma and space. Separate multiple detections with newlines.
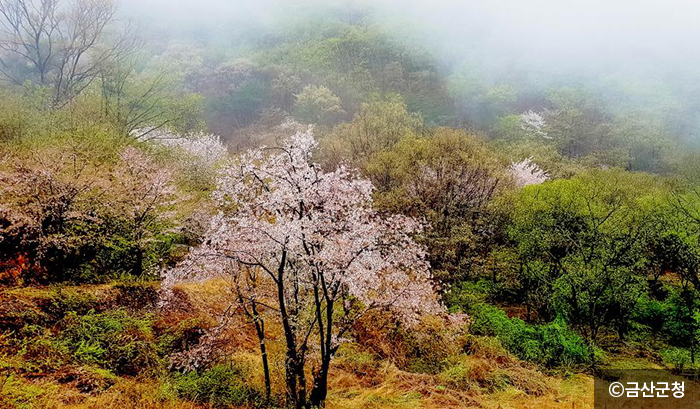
120, 0, 700, 72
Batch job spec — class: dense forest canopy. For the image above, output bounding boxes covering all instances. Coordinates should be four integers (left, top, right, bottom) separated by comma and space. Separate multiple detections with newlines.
2, 0, 700, 408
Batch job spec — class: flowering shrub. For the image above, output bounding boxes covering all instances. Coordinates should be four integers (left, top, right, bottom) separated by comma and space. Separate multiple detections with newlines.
520, 111, 549, 139
143, 129, 228, 170
0, 145, 181, 283
510, 157, 549, 187
165, 130, 442, 407
0, 152, 105, 282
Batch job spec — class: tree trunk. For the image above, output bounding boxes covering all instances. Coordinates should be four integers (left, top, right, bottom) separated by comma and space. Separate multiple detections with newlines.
284, 353, 298, 408
251, 302, 271, 403
309, 291, 336, 408
617, 317, 626, 343
134, 246, 143, 276
692, 344, 696, 365
276, 250, 307, 409
309, 354, 332, 407
587, 326, 598, 369
260, 340, 271, 402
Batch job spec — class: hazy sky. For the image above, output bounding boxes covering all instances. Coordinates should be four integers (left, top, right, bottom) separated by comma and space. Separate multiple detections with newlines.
119, 0, 700, 75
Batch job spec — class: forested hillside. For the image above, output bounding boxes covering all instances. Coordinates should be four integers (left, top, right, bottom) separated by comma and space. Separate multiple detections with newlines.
1, 1, 700, 408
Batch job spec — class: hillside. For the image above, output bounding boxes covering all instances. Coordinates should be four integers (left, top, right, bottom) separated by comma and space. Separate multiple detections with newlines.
2, 1, 700, 408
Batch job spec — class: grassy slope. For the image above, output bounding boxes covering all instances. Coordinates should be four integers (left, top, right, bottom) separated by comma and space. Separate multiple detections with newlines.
0, 281, 597, 408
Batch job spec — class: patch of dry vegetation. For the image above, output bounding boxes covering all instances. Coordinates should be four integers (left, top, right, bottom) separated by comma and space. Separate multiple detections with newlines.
0, 280, 594, 408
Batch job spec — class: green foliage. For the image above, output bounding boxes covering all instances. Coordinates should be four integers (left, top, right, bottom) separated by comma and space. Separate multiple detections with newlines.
438, 351, 554, 395
60, 309, 159, 375
507, 170, 663, 338
661, 347, 696, 371
96, 62, 205, 138
320, 96, 423, 168
437, 357, 479, 392
0, 374, 57, 409
0, 91, 31, 143
363, 127, 505, 284
544, 87, 618, 161
663, 288, 700, 356
469, 304, 591, 368
334, 343, 379, 375
483, 85, 518, 120
171, 364, 265, 407
293, 84, 345, 125
444, 280, 494, 312
394, 315, 467, 375
48, 288, 99, 318
256, 20, 453, 123
211, 80, 272, 127
18, 336, 70, 374
633, 295, 668, 337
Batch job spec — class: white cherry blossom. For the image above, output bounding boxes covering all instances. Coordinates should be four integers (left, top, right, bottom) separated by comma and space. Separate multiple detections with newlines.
510, 157, 549, 187
520, 110, 550, 139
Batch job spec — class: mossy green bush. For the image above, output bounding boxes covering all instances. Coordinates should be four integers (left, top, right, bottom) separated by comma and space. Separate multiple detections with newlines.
171, 364, 265, 407
60, 309, 160, 375
661, 347, 694, 372
444, 280, 493, 312
437, 357, 480, 392
0, 374, 57, 409
18, 336, 70, 374
470, 304, 591, 368
401, 315, 466, 374
47, 288, 99, 318
632, 295, 668, 338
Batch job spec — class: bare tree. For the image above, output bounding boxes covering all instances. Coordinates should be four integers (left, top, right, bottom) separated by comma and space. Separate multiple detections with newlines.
99, 59, 204, 139
99, 59, 171, 136
0, 0, 137, 105
0, 0, 59, 85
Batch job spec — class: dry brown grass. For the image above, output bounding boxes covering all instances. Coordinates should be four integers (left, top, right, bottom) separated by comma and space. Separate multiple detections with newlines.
0, 279, 595, 409
324, 340, 594, 409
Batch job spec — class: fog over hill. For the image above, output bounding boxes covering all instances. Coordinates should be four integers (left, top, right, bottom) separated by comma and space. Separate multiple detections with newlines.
120, 0, 700, 72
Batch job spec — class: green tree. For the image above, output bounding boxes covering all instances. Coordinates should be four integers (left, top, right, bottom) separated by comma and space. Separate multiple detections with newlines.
365, 128, 506, 284
319, 96, 423, 168
99, 60, 204, 138
665, 287, 700, 364
544, 87, 626, 166
292, 84, 345, 126
508, 170, 660, 353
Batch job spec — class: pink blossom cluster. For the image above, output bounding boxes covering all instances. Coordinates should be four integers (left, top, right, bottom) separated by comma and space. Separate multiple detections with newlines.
113, 147, 177, 215
165, 130, 442, 324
